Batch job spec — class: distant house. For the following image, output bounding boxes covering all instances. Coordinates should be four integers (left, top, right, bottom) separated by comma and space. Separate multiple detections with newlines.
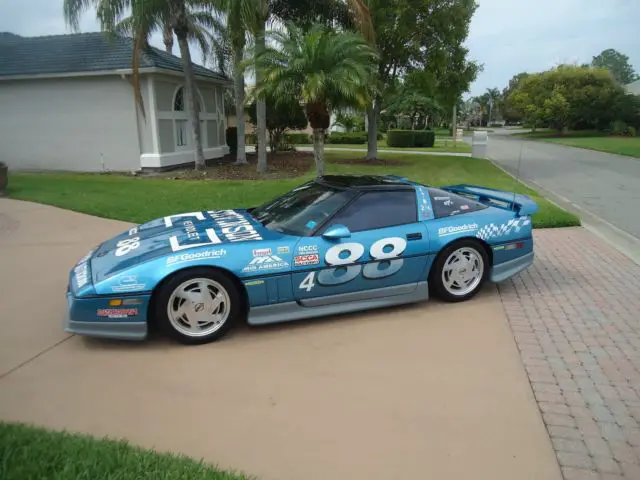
625, 78, 640, 95
0, 32, 231, 171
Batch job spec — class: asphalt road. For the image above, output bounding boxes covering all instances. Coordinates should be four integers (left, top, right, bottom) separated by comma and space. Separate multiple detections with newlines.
486, 134, 640, 240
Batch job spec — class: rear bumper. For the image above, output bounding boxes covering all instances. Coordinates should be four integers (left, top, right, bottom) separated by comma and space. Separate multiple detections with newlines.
65, 292, 149, 341
490, 251, 534, 283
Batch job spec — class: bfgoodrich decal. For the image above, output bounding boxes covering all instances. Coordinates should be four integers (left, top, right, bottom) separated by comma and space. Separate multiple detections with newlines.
438, 223, 478, 237
166, 248, 227, 265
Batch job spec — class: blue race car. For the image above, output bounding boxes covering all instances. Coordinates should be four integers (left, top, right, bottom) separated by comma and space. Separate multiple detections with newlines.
66, 175, 538, 344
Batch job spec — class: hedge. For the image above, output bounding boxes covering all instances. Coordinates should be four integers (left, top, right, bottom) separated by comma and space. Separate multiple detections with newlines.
326, 132, 368, 144
284, 132, 311, 144
386, 129, 435, 148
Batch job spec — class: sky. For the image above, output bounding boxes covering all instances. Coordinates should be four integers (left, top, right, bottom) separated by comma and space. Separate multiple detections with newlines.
1, 0, 638, 97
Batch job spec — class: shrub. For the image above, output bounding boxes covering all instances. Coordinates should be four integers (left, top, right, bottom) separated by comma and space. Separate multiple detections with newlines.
225, 127, 237, 152
284, 132, 311, 144
384, 129, 412, 147
413, 130, 435, 147
609, 120, 636, 137
377, 132, 384, 140
326, 132, 367, 144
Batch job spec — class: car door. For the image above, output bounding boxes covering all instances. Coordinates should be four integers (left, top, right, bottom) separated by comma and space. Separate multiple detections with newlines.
292, 188, 431, 305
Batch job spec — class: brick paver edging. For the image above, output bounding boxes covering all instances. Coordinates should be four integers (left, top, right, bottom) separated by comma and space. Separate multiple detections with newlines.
497, 227, 640, 480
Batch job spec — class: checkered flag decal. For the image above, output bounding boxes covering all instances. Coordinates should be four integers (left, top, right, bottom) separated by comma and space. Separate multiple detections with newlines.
476, 217, 531, 241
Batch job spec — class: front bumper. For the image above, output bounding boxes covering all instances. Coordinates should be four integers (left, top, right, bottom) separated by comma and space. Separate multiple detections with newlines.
65, 292, 150, 341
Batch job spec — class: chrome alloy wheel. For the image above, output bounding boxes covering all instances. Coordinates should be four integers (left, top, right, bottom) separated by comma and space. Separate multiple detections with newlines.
441, 247, 484, 296
167, 278, 231, 337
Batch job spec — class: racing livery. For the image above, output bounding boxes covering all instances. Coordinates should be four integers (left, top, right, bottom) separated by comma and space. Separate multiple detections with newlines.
66, 175, 538, 344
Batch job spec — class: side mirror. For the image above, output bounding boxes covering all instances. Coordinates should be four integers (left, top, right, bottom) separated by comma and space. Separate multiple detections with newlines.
322, 224, 351, 240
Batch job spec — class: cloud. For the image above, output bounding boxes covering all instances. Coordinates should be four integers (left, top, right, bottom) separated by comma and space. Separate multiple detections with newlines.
466, 0, 640, 96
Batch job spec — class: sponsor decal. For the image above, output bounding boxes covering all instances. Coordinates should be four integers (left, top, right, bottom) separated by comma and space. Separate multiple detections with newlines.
416, 186, 433, 221
277, 246, 290, 254
97, 308, 138, 319
76, 250, 93, 266
434, 196, 450, 201
242, 255, 289, 273
438, 223, 478, 237
505, 241, 525, 251
297, 244, 318, 254
476, 217, 531, 241
253, 248, 272, 257
244, 280, 265, 286
128, 227, 139, 236
493, 245, 505, 251
111, 275, 146, 293
294, 254, 320, 266
166, 248, 227, 266
460, 205, 470, 211
183, 220, 200, 240
209, 210, 263, 242
305, 220, 317, 229
74, 262, 89, 288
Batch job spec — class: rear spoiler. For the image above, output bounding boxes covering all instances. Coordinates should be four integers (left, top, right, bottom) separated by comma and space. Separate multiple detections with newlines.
441, 184, 539, 217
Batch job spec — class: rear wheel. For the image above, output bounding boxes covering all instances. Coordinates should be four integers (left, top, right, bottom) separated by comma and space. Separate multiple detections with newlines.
430, 239, 488, 302
156, 268, 241, 344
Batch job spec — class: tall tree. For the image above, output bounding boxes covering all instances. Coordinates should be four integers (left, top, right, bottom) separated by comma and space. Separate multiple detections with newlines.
486, 87, 500, 123
591, 48, 639, 85
363, 0, 478, 160
255, 23, 377, 176
64, 0, 216, 170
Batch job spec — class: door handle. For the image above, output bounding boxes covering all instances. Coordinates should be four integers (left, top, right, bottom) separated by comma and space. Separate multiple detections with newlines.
406, 232, 422, 241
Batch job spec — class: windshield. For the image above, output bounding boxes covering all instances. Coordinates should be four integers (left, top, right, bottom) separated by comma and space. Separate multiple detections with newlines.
250, 182, 356, 236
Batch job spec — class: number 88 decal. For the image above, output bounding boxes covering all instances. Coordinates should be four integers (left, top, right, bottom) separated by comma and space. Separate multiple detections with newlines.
299, 237, 407, 292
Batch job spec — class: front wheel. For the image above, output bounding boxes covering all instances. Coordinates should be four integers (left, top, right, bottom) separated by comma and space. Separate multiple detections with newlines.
430, 239, 488, 302
156, 268, 241, 344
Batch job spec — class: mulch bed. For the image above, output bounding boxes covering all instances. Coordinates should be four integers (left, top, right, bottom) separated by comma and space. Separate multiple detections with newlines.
147, 151, 315, 181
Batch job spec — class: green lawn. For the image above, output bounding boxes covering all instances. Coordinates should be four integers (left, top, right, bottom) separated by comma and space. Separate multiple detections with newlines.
298, 138, 472, 153
0, 422, 250, 480
517, 130, 640, 158
7, 151, 579, 228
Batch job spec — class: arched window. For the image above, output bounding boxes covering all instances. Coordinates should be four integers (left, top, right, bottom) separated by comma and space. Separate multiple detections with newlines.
173, 86, 185, 111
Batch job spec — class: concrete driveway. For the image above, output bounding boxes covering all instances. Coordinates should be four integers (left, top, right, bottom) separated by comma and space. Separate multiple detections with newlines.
0, 198, 560, 480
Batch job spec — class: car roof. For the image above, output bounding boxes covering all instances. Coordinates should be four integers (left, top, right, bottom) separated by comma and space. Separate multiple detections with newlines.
315, 175, 415, 191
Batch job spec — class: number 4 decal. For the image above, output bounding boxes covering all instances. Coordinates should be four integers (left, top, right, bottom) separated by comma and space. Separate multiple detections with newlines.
299, 272, 316, 292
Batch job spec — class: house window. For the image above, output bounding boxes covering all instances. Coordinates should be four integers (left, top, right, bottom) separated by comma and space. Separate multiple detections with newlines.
176, 120, 188, 146
174, 87, 185, 111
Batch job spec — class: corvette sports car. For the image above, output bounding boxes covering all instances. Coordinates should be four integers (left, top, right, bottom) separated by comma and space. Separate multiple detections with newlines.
66, 174, 538, 344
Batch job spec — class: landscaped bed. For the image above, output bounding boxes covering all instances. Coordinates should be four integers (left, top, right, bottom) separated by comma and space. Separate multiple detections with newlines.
0, 421, 249, 480
7, 151, 579, 228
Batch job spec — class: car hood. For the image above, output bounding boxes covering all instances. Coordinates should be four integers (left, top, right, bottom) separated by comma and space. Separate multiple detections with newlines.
91, 209, 275, 282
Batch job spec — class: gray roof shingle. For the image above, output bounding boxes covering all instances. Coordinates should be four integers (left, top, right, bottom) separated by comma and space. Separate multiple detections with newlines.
0, 32, 228, 81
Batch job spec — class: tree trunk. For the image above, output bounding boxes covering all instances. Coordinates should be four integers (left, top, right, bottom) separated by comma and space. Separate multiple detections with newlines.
232, 42, 247, 164
452, 104, 457, 147
255, 23, 268, 173
366, 100, 378, 160
312, 128, 325, 177
163, 21, 173, 54
176, 33, 205, 170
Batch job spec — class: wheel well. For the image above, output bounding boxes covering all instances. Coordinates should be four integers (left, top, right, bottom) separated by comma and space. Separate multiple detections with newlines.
146, 266, 249, 327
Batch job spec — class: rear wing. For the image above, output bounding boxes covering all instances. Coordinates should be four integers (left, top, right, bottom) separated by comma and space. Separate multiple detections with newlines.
441, 184, 539, 217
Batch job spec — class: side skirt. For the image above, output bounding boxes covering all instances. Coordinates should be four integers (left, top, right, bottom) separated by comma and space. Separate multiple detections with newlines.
247, 281, 429, 326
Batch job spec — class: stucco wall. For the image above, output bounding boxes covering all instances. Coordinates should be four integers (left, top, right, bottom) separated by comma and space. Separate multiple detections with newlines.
0, 76, 141, 172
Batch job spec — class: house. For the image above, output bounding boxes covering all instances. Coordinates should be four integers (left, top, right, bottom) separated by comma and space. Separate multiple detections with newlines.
0, 32, 231, 171
626, 78, 640, 95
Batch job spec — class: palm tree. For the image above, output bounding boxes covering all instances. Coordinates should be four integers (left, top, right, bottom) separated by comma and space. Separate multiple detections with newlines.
486, 87, 501, 124
255, 23, 377, 176
64, 0, 219, 170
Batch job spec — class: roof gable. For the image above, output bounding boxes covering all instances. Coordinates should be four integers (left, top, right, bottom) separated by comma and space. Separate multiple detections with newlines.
0, 32, 227, 81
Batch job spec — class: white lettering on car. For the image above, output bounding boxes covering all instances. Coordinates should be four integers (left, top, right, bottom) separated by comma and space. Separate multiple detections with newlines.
298, 237, 407, 291
115, 237, 141, 257
169, 228, 221, 252
437, 223, 478, 237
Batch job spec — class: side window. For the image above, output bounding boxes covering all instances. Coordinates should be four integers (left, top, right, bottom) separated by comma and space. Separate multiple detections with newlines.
428, 188, 487, 218
324, 190, 417, 233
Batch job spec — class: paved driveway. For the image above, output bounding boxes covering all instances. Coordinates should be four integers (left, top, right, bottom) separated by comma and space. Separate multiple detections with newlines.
0, 199, 559, 480
487, 135, 640, 241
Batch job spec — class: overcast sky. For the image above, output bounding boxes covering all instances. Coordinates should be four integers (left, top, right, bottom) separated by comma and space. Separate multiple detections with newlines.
1, 0, 638, 97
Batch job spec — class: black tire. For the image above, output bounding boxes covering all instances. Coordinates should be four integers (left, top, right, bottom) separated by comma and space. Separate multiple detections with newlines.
429, 238, 489, 302
155, 267, 242, 345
